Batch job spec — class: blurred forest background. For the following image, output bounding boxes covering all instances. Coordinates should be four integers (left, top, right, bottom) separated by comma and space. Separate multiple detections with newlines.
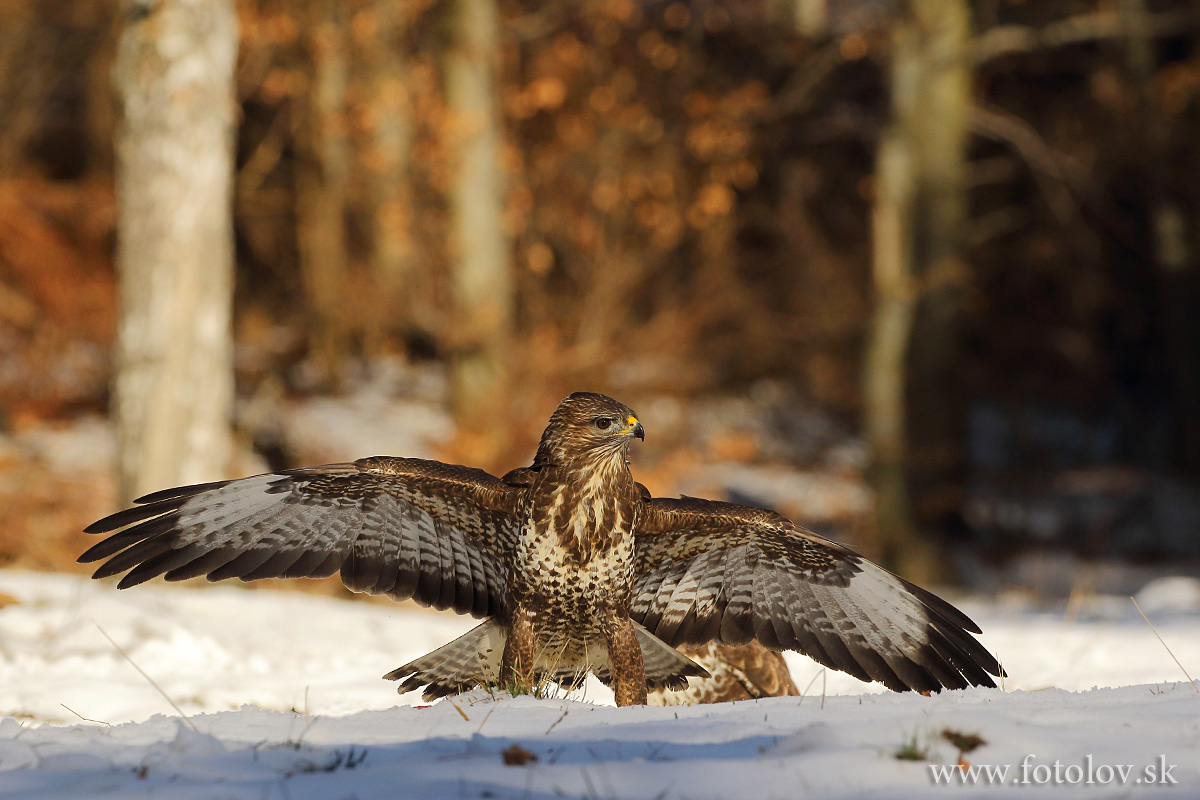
2, 0, 1199, 595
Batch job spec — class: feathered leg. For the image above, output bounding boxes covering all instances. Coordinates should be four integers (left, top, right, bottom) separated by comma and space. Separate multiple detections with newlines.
606, 617, 648, 706
501, 606, 538, 694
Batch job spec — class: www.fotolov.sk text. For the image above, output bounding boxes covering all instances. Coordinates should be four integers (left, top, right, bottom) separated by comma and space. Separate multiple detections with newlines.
929, 754, 1179, 786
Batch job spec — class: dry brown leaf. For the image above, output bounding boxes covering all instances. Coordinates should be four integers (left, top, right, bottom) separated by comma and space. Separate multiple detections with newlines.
501, 744, 538, 766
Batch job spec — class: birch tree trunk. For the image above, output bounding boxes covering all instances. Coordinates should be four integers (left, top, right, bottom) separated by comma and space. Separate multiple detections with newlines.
360, 2, 418, 349
444, 0, 513, 425
295, 0, 350, 385
112, 0, 236, 504
864, 0, 971, 583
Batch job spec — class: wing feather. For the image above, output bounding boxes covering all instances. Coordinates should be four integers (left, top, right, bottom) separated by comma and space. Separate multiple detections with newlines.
81, 457, 520, 618
390, 502, 424, 600
242, 548, 309, 582
633, 496, 1004, 693
161, 547, 242, 583
94, 536, 176, 581
205, 548, 277, 583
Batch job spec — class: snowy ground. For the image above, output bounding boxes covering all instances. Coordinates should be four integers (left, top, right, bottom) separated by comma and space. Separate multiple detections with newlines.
3, 569, 1200, 797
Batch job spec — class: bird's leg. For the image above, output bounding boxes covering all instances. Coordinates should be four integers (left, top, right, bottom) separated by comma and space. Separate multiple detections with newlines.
501, 606, 538, 696
605, 617, 648, 706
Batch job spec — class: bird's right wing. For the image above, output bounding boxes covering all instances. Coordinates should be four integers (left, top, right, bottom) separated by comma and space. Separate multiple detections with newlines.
80, 456, 522, 618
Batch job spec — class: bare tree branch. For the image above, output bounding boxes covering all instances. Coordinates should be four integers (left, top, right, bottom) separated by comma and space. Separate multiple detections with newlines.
973, 9, 1200, 65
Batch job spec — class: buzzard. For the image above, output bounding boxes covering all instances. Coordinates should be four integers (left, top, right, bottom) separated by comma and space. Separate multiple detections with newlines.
81, 392, 1003, 706
647, 641, 799, 705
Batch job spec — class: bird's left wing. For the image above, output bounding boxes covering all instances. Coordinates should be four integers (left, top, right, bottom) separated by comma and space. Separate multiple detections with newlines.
80, 456, 521, 618
632, 496, 1003, 693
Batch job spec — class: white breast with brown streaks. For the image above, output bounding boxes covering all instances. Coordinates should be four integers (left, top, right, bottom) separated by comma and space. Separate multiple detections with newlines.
510, 460, 638, 664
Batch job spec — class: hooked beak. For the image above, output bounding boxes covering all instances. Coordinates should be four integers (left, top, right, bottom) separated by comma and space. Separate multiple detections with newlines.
615, 415, 645, 441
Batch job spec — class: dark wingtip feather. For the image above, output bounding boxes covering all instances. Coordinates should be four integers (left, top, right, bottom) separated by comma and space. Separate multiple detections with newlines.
204, 548, 277, 583
162, 548, 241, 583
79, 512, 184, 564
78, 540, 117, 564
383, 665, 411, 681
134, 480, 232, 505
84, 500, 180, 534
115, 571, 154, 590
902, 578, 984, 635
83, 519, 113, 535
114, 547, 192, 588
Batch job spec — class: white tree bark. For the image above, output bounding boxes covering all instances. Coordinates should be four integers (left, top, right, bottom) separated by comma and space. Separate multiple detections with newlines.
444, 0, 513, 425
113, 0, 237, 503
864, 0, 971, 582
362, 2, 418, 342
295, 0, 350, 383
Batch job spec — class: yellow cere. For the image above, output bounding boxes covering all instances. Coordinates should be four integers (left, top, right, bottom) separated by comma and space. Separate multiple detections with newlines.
611, 415, 640, 436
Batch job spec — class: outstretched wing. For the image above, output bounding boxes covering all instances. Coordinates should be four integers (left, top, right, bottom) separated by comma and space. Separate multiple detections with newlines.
631, 496, 1003, 693
80, 456, 521, 618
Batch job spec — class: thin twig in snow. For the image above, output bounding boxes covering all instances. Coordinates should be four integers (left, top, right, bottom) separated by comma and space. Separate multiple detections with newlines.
94, 622, 198, 731
476, 697, 499, 733
798, 667, 826, 706
61, 704, 110, 726
545, 709, 568, 735
304, 685, 311, 730
1131, 597, 1199, 693
447, 698, 471, 721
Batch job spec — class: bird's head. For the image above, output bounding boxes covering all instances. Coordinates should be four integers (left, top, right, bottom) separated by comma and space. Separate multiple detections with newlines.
535, 392, 644, 466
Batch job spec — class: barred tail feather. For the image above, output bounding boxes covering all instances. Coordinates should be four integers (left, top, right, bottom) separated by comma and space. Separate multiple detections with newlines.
384, 620, 506, 700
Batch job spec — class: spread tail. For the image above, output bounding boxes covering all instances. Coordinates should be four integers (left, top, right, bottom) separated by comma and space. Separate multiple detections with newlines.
383, 620, 505, 700
383, 619, 709, 701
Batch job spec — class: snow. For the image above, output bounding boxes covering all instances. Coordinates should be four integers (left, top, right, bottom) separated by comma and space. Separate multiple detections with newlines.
3, 569, 1200, 797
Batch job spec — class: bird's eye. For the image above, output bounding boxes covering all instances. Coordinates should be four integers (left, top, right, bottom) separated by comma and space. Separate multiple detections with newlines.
594, 417, 612, 430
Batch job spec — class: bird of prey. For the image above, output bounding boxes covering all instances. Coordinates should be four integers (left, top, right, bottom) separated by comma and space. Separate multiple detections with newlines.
81, 392, 1003, 706
647, 641, 799, 705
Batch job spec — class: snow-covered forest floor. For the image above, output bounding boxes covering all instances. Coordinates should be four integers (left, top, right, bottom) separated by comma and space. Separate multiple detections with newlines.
3, 569, 1200, 798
